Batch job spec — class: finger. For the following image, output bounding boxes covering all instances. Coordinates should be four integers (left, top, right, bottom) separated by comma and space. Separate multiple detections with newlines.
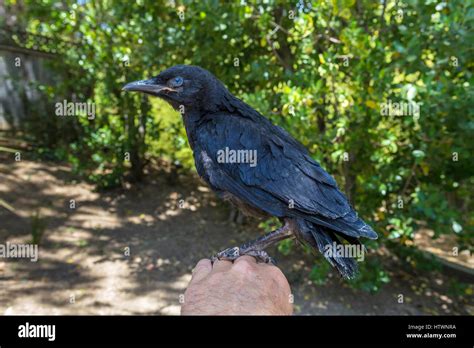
190, 259, 212, 283
234, 255, 257, 265
212, 259, 233, 272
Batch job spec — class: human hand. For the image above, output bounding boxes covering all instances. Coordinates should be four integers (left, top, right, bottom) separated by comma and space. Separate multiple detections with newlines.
181, 256, 293, 315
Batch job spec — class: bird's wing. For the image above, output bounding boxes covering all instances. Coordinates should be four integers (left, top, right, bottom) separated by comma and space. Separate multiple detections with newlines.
196, 113, 377, 239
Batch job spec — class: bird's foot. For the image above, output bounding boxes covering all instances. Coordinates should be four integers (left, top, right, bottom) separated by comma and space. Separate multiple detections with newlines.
212, 247, 276, 265
210, 223, 293, 265
215, 246, 240, 261
244, 250, 276, 265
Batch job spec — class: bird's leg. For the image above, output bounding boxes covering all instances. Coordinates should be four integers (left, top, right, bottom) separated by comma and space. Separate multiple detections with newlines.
213, 222, 294, 264
228, 206, 238, 223
228, 206, 246, 225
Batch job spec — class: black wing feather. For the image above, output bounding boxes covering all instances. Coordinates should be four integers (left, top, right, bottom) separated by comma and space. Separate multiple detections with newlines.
194, 112, 377, 240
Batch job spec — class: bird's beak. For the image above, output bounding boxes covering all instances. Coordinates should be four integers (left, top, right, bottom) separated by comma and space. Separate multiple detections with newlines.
122, 78, 168, 95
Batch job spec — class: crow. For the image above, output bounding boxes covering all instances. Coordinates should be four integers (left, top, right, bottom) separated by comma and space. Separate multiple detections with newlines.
123, 65, 377, 278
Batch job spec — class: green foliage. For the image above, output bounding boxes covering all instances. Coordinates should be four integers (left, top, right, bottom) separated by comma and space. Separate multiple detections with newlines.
447, 280, 474, 298
348, 258, 391, 293
146, 99, 194, 170
309, 258, 332, 285
5, 0, 473, 290
277, 239, 294, 256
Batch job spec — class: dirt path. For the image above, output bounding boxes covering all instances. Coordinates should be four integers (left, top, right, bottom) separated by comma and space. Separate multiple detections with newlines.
0, 159, 472, 315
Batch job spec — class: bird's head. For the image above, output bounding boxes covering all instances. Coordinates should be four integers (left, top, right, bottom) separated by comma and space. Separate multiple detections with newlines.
123, 65, 228, 113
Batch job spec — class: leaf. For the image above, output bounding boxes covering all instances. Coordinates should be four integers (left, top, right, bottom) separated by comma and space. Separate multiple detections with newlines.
412, 150, 425, 158
365, 100, 377, 109
452, 221, 462, 233
318, 53, 325, 64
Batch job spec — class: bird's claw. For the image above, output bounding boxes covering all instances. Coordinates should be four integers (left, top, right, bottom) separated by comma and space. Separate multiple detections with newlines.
246, 250, 276, 265
211, 247, 240, 262
211, 247, 276, 265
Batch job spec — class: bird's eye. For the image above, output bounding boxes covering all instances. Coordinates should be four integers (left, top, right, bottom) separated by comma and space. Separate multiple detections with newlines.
169, 76, 184, 88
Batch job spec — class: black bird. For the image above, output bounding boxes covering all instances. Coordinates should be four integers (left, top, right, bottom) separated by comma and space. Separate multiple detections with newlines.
123, 65, 377, 278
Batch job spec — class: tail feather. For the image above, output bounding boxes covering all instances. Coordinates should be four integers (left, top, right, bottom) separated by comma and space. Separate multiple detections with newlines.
311, 227, 359, 279
294, 219, 363, 279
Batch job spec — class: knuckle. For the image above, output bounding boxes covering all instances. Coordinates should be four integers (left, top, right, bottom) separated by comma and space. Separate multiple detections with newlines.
195, 259, 210, 268
233, 258, 256, 275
